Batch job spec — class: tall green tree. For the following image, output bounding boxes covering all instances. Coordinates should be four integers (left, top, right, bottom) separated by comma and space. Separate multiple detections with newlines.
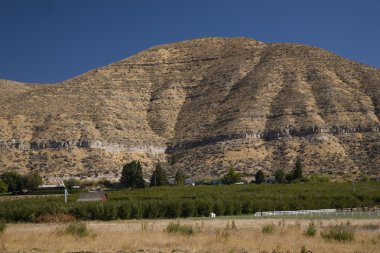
149, 163, 168, 187
1, 171, 22, 192
175, 169, 186, 185
120, 160, 145, 189
254, 170, 265, 184
274, 169, 286, 183
292, 158, 303, 180
22, 173, 43, 191
222, 167, 241, 185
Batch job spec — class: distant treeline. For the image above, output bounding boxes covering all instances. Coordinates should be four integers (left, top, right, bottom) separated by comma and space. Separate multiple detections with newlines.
1, 182, 380, 222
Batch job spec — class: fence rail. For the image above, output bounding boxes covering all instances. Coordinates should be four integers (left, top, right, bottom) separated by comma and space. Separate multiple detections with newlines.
254, 209, 380, 217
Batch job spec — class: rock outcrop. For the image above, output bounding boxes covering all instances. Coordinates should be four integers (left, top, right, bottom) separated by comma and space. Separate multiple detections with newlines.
0, 37, 379, 181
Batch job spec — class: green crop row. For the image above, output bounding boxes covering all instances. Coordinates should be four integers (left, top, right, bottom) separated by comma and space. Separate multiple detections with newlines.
0, 182, 379, 222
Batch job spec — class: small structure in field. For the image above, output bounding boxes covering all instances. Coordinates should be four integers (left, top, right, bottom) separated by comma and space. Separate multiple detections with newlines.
77, 191, 108, 202
39, 184, 65, 190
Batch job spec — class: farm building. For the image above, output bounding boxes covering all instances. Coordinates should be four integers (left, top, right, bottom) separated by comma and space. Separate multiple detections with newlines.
77, 191, 108, 202
39, 184, 65, 190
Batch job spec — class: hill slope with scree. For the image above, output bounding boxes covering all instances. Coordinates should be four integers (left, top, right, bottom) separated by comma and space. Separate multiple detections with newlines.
1, 37, 379, 181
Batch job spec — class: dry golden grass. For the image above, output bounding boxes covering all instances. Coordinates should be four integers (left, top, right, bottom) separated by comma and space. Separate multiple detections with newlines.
1, 218, 380, 253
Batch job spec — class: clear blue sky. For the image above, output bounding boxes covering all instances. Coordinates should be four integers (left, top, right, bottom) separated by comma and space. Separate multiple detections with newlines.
0, 0, 379, 83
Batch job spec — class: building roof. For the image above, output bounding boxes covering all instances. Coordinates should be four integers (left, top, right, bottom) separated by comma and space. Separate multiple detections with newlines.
39, 184, 65, 189
77, 191, 108, 202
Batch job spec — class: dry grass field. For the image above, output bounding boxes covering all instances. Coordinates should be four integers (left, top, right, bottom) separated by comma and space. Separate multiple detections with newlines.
1, 218, 380, 253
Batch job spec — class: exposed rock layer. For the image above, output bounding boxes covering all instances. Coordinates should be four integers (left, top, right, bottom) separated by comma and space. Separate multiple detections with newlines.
0, 37, 379, 180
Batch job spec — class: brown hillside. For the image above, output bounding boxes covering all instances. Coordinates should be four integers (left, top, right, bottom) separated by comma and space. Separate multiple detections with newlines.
0, 37, 379, 181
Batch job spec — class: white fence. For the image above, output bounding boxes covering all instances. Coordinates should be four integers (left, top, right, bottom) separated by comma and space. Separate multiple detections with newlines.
254, 209, 336, 217
254, 209, 380, 217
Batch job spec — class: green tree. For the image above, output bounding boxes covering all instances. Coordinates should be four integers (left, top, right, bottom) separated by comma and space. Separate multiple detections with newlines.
21, 173, 43, 191
274, 169, 286, 183
120, 160, 145, 189
222, 168, 241, 185
292, 158, 303, 180
255, 170, 265, 184
0, 179, 8, 193
64, 178, 81, 189
175, 169, 186, 185
1, 171, 22, 192
149, 163, 168, 187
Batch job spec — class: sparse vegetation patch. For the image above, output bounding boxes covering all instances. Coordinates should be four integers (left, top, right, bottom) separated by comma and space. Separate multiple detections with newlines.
321, 222, 355, 242
165, 222, 194, 235
65, 222, 94, 238
304, 220, 317, 237
262, 223, 275, 234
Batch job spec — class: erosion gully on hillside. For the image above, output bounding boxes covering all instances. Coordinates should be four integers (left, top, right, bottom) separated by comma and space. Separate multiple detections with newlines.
0, 37, 379, 180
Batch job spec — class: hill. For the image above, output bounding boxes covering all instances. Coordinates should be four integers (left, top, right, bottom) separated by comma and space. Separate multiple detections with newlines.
0, 37, 379, 181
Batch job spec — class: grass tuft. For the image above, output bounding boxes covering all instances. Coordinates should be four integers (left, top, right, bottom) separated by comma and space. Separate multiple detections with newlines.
65, 222, 94, 238
165, 222, 194, 235
261, 223, 275, 234
0, 219, 6, 233
321, 222, 355, 242
304, 220, 317, 237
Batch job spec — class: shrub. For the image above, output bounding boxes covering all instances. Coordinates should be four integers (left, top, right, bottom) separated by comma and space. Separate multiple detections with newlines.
65, 222, 93, 237
274, 169, 286, 183
304, 221, 317, 237
261, 223, 275, 234
213, 200, 225, 216
321, 222, 355, 241
117, 203, 132, 219
300, 246, 308, 253
292, 158, 303, 180
0, 179, 8, 193
22, 173, 43, 191
255, 170, 265, 184
1, 171, 22, 192
222, 168, 241, 185
174, 169, 186, 185
149, 163, 168, 187
0, 219, 6, 233
64, 178, 81, 189
102, 203, 118, 221
195, 199, 212, 216
181, 201, 196, 217
163, 200, 181, 218
165, 222, 194, 235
